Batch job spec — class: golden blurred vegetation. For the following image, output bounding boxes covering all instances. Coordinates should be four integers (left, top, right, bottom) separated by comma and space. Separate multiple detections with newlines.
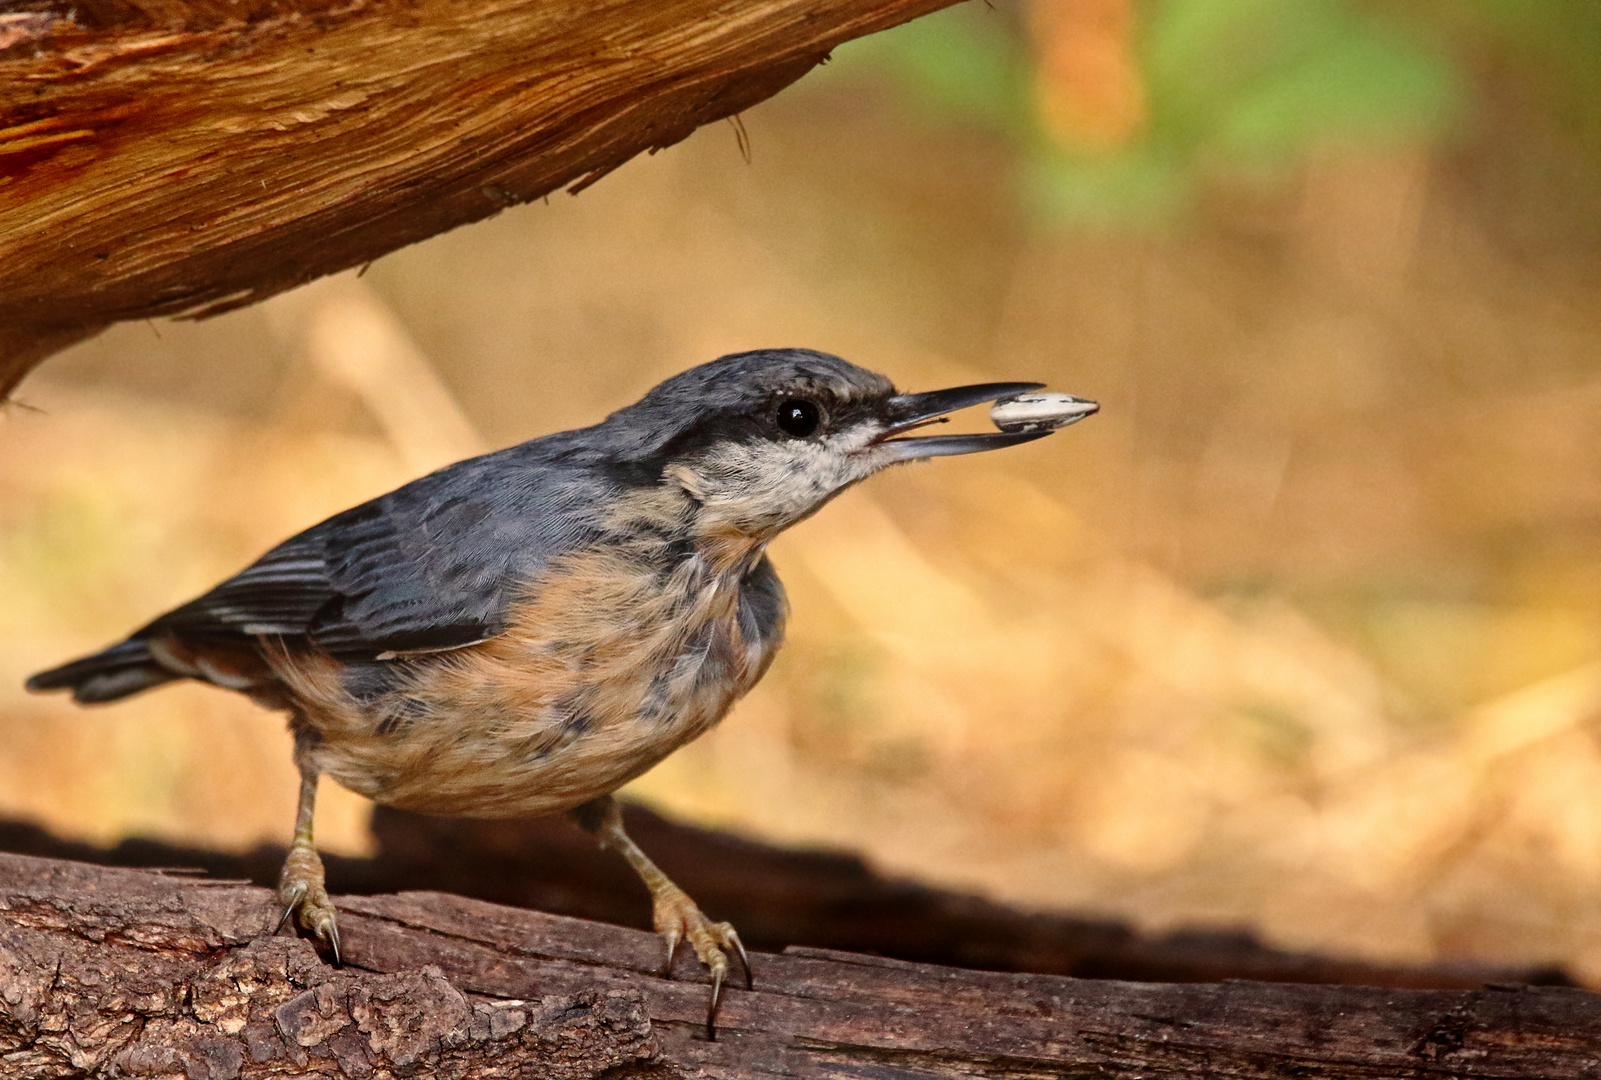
5, 0, 1601, 978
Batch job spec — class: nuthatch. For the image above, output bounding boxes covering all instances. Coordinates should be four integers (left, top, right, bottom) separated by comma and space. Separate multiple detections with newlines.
28, 349, 1096, 1037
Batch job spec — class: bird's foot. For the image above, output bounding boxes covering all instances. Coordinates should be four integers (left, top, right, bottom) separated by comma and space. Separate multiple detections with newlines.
275, 839, 341, 964
651, 880, 750, 1040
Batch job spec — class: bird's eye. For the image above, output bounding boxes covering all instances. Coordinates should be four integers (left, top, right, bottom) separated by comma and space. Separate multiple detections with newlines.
775, 398, 822, 438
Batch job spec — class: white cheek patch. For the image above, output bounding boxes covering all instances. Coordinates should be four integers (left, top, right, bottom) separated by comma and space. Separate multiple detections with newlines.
688, 429, 883, 534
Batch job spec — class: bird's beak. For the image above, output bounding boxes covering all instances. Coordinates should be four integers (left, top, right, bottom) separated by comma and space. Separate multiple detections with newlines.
873, 382, 1053, 461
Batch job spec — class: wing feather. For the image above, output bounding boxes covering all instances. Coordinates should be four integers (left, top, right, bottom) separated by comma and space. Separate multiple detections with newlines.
141, 449, 608, 658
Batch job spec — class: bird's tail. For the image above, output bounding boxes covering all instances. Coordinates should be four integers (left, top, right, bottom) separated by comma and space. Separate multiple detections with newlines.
25, 639, 179, 704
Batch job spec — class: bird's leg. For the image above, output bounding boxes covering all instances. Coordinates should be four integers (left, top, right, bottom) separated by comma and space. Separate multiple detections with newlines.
274, 731, 341, 964
572, 795, 750, 1039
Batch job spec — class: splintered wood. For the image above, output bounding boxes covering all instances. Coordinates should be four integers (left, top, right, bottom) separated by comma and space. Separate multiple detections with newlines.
0, 0, 962, 393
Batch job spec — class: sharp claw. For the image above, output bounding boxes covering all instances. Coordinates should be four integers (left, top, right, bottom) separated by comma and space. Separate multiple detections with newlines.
661, 927, 682, 979
274, 882, 306, 934
726, 927, 752, 991
325, 919, 342, 967
706, 966, 724, 1041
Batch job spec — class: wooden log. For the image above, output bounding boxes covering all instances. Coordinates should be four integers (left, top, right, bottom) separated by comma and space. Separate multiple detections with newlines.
1, 851, 1599, 1079
353, 804, 1575, 990
0, 0, 961, 394
0, 804, 1572, 993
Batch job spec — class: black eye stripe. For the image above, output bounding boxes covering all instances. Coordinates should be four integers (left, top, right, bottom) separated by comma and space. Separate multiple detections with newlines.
775, 398, 822, 438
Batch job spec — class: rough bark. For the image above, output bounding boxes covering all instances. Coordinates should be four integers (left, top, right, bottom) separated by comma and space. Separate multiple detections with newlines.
0, 0, 961, 393
2, 852, 1600, 1079
0, 803, 1572, 992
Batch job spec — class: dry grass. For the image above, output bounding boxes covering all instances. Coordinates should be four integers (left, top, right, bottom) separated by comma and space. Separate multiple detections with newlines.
6, 70, 1601, 980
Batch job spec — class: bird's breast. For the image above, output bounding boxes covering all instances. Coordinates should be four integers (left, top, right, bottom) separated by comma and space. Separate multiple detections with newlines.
277, 540, 784, 818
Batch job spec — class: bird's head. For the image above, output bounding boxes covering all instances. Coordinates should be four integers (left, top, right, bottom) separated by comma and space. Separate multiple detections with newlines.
601, 348, 1093, 541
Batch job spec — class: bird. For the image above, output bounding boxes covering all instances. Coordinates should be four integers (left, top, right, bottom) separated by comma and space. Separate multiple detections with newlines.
26, 348, 1096, 1038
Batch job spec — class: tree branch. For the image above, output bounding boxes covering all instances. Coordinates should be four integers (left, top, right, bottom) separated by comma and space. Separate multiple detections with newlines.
0, 0, 961, 394
3, 849, 1599, 1078
0, 802, 1572, 993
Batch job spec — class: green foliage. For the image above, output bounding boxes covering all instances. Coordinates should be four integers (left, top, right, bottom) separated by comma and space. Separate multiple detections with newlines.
1414, 0, 1601, 140
828, 4, 1031, 137
1145, 0, 1458, 161
865, 8, 1032, 137
828, 0, 1464, 227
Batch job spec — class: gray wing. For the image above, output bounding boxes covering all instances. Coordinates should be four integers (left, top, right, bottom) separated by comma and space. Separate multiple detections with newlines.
144, 450, 606, 658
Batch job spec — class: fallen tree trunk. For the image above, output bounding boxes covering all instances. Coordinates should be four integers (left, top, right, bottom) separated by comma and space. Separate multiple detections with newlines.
0, 0, 960, 393
0, 804, 1571, 992
2, 852, 1599, 1078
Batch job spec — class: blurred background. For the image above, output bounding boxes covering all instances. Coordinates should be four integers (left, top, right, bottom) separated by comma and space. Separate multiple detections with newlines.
5, 0, 1601, 980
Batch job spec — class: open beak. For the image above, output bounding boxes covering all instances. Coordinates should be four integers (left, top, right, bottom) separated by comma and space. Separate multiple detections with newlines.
874, 382, 1050, 461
